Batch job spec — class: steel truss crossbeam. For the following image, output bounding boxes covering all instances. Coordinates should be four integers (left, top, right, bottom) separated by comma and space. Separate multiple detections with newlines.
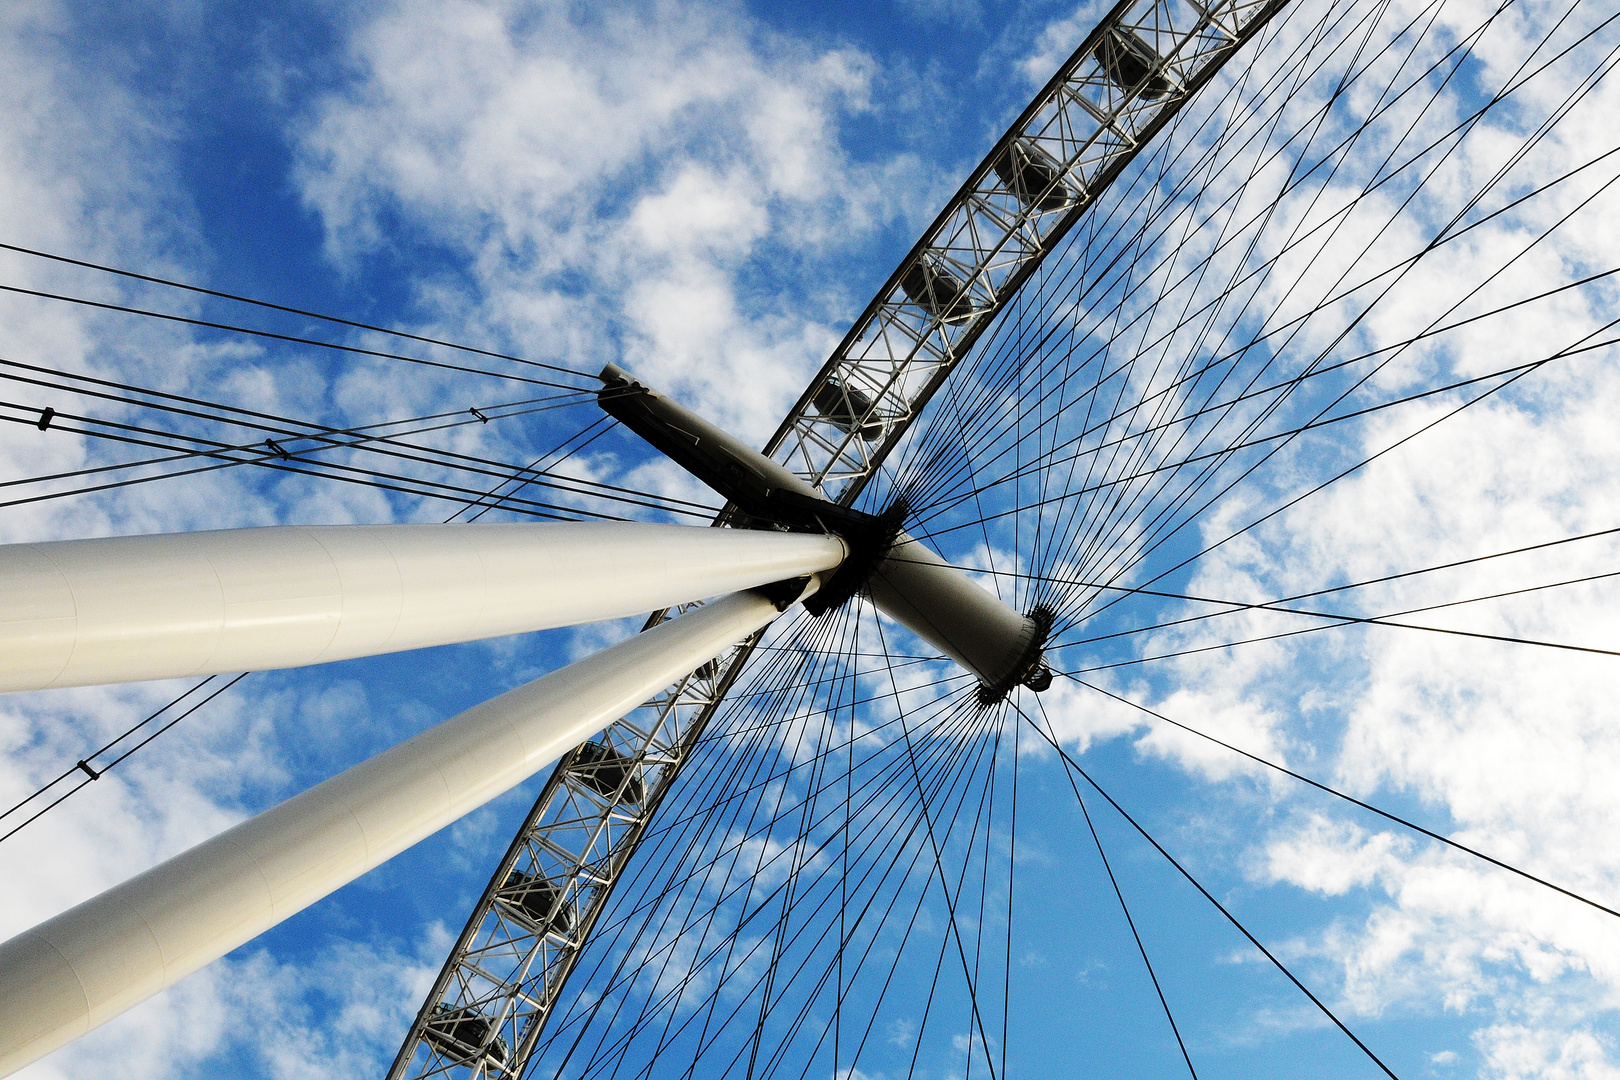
390, 0, 1289, 1075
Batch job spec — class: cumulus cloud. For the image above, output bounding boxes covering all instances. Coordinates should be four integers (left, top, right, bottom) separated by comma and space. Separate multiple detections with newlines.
0, 1, 935, 1076
293, 0, 920, 445
1018, 0, 1620, 1064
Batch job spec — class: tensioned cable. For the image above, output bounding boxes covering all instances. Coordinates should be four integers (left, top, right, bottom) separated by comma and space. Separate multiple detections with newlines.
1036, 14, 1620, 625
0, 283, 582, 389
1018, 700, 1403, 1080
0, 241, 593, 379
1071, 678, 1620, 921
542, 670, 998, 1077
537, 595, 997, 1075
1056, 570, 1620, 671
0, 674, 249, 845
5, 402, 713, 522
605, 676, 978, 1075
894, 0, 1613, 625
902, 551, 1620, 659
885, 0, 1459, 517
0, 357, 707, 514
1033, 695, 1199, 1079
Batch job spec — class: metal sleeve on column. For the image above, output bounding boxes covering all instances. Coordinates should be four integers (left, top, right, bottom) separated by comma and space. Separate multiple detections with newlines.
0, 523, 845, 693
0, 588, 807, 1077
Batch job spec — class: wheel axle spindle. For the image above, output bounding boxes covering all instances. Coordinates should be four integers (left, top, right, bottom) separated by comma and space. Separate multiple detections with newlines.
597, 364, 1051, 700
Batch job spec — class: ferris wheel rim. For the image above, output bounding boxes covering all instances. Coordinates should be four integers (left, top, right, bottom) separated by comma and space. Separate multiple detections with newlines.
0, 0, 1613, 1075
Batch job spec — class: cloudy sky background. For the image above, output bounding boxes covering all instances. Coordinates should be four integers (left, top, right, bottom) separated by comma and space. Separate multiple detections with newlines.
0, 0, 1616, 1077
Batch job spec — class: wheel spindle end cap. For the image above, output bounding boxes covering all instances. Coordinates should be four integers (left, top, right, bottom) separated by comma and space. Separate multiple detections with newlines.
1022, 663, 1053, 692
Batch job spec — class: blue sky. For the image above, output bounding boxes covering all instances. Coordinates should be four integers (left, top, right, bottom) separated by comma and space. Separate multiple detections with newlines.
1, 0, 1618, 1078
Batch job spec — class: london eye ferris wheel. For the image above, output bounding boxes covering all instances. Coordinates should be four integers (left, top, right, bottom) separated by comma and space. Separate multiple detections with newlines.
1, 0, 1618, 1077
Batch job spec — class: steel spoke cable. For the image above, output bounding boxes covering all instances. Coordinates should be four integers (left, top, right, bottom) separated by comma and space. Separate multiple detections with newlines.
755, 675, 1010, 1080
625, 609, 861, 1080
1040, 6, 1620, 618
538, 607, 894, 1068
906, 262, 1620, 536
586, 643, 972, 1006
1064, 315, 1613, 643
972, 70, 1529, 605
928, 523, 1620, 649
547, 679, 996, 1076
900, 0, 1607, 569
894, 0, 1477, 508
757, 704, 1009, 1080
1016, 699, 1404, 1080
0, 241, 594, 379
1056, 571, 1620, 673
1028, 150, 1620, 642
905, 333, 1612, 550
621, 671, 979, 865
1032, 695, 1200, 1079
999, 706, 1016, 1080
1046, 565, 1620, 651
576, 615, 991, 1075
1069, 678, 1620, 921
740, 692, 1004, 1080
875, 616, 1001, 1080
539, 606, 856, 1065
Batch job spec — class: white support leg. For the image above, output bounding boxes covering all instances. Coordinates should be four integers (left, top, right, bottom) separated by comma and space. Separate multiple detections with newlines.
0, 522, 846, 692
0, 583, 816, 1076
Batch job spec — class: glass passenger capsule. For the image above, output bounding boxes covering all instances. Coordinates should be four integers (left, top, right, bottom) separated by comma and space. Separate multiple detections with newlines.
899, 256, 977, 324
571, 740, 646, 805
423, 1002, 511, 1074
497, 869, 574, 935
992, 139, 1076, 212
1099, 28, 1175, 99
811, 376, 884, 442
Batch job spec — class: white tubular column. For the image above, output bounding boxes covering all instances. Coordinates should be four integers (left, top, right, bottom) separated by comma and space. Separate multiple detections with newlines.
0, 584, 813, 1076
0, 522, 846, 693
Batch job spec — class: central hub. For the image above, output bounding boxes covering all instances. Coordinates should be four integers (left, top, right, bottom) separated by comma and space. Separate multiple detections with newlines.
597, 364, 1051, 701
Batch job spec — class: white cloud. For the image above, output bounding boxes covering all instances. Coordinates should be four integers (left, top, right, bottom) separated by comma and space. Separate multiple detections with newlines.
1045, 0, 1620, 1061
0, 2, 935, 1076
294, 0, 914, 446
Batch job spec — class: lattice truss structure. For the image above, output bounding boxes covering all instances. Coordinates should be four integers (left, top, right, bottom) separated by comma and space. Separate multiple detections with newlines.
389, 613, 750, 1080
389, 0, 1288, 1074
767, 0, 1287, 498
